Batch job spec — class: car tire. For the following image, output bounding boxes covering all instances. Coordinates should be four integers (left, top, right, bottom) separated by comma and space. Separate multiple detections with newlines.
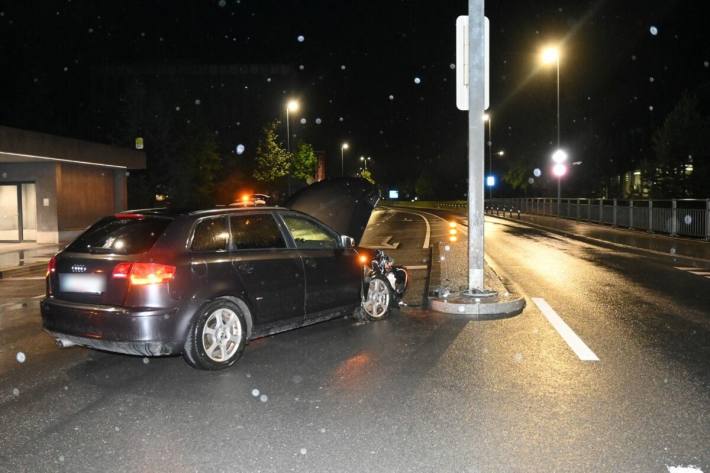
183, 299, 247, 370
361, 275, 393, 321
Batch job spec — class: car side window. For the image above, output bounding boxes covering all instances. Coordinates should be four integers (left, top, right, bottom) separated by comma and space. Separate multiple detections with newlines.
191, 217, 229, 252
230, 214, 286, 250
282, 215, 338, 249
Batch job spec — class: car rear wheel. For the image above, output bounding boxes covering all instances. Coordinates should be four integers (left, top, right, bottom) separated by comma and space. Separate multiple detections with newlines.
183, 299, 246, 370
362, 276, 392, 321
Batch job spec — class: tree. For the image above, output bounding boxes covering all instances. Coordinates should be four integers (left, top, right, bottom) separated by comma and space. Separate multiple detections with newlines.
502, 157, 530, 192
360, 168, 375, 185
648, 92, 707, 197
415, 171, 435, 200
291, 142, 317, 182
254, 120, 290, 182
169, 129, 221, 207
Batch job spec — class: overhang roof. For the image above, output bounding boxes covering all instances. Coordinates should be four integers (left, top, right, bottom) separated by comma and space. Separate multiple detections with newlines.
0, 126, 146, 169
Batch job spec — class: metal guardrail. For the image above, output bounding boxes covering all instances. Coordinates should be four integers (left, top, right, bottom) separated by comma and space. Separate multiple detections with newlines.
486, 198, 710, 241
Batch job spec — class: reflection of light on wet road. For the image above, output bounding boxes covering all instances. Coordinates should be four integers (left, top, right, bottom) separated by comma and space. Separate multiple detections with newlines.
331, 351, 372, 390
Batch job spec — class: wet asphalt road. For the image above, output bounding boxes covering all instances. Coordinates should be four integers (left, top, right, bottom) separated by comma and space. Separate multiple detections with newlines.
0, 209, 708, 472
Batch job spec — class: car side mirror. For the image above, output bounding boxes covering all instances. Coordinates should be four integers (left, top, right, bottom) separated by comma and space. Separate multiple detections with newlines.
340, 235, 356, 248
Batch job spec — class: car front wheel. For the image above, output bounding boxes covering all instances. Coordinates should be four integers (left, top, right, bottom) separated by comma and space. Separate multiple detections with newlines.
183, 299, 246, 370
362, 276, 392, 321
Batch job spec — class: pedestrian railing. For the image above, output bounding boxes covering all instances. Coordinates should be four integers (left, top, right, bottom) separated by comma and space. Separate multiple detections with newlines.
485, 197, 710, 241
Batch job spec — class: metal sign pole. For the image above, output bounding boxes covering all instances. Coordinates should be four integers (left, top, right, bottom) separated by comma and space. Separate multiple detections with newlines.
467, 0, 486, 292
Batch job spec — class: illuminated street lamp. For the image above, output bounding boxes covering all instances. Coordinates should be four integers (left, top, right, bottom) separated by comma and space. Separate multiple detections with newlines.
285, 99, 300, 153
482, 113, 493, 199
497, 150, 505, 156
551, 148, 568, 215
341, 142, 349, 176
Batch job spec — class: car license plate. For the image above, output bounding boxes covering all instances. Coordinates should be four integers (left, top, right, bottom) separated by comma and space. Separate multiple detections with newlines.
59, 274, 106, 294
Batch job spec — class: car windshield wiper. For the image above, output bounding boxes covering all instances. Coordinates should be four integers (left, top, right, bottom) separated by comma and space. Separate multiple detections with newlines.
87, 246, 120, 254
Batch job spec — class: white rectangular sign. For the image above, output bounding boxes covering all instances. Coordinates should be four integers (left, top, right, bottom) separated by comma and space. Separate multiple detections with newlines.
456, 15, 489, 111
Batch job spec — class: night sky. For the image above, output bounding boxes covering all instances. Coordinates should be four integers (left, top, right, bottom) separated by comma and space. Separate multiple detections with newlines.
1, 0, 709, 197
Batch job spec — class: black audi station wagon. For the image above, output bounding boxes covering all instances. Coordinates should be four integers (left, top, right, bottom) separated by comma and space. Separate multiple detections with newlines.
41, 178, 379, 370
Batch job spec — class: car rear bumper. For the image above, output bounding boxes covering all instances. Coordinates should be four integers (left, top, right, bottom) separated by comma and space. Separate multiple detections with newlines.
41, 298, 183, 356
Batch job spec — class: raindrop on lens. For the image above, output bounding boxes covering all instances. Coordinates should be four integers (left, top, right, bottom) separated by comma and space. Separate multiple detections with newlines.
315, 118, 322, 125
12, 388, 20, 396
259, 394, 268, 402
218, 0, 226, 7
194, 99, 201, 105
300, 448, 307, 455
297, 35, 305, 43
300, 118, 307, 125
684, 215, 692, 225
414, 77, 421, 84
16, 352, 26, 363
251, 388, 260, 397
533, 168, 542, 177
649, 25, 658, 36
236, 144, 245, 155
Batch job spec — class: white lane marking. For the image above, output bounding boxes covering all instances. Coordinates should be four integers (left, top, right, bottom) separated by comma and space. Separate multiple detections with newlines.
383, 209, 431, 249
531, 297, 599, 362
404, 265, 428, 270
674, 267, 710, 277
667, 466, 704, 473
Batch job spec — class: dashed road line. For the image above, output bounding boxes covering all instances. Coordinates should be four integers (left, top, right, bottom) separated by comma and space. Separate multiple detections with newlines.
532, 297, 599, 362
667, 466, 704, 473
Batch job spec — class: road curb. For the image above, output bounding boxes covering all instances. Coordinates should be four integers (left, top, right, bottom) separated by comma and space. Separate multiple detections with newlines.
429, 293, 525, 319
0, 261, 48, 279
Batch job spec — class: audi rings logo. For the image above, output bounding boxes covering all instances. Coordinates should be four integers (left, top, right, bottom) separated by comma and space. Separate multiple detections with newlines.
71, 264, 87, 273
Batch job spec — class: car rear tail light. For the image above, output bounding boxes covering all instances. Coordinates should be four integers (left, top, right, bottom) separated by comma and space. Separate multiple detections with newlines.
47, 256, 57, 277
112, 262, 176, 285
114, 213, 145, 220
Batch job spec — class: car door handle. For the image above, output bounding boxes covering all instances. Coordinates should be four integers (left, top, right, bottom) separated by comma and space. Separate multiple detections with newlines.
305, 259, 317, 269
235, 262, 255, 275
190, 261, 207, 276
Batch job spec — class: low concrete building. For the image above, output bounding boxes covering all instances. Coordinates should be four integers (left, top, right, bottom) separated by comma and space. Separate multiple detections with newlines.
0, 126, 145, 243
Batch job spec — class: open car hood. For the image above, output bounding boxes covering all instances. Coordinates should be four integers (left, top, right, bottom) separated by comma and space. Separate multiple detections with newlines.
286, 178, 380, 243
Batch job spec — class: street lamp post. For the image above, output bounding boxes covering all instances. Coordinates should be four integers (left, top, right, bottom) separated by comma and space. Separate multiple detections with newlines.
285, 99, 300, 153
341, 142, 349, 176
541, 46, 564, 215
540, 45, 561, 148
360, 156, 371, 171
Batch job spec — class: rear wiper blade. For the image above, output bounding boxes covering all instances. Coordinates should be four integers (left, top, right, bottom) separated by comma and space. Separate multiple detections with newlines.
87, 246, 118, 254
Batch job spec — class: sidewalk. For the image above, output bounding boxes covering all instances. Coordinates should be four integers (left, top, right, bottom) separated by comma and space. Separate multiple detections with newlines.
0, 242, 61, 278
491, 211, 710, 262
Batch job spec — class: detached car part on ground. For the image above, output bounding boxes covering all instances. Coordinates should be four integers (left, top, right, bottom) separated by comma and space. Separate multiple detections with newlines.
360, 249, 408, 320
41, 178, 388, 370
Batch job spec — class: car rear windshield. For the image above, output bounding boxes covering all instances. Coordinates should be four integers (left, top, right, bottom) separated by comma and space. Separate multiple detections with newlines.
66, 216, 172, 255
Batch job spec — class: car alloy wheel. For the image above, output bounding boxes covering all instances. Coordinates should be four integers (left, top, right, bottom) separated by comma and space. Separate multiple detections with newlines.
363, 277, 391, 320
201, 308, 243, 362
